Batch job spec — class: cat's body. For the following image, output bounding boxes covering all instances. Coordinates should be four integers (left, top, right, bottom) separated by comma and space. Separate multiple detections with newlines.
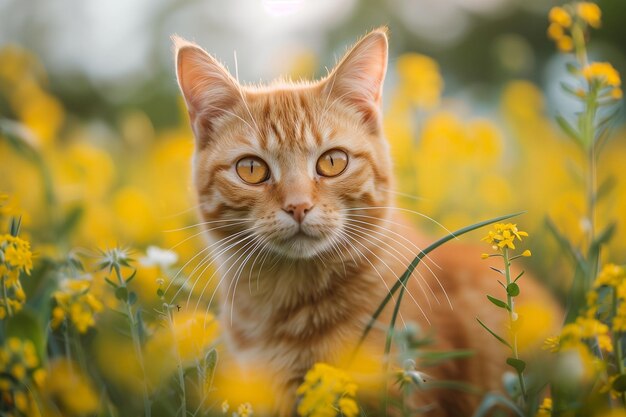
174, 29, 559, 416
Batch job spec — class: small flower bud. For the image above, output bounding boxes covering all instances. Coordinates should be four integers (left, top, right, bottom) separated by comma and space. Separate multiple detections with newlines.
481, 253, 490, 260
522, 250, 531, 257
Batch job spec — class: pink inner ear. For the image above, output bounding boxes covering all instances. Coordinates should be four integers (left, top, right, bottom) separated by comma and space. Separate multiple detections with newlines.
324, 31, 388, 115
175, 42, 241, 141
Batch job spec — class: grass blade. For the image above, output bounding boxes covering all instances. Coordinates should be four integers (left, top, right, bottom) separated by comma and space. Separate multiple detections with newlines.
357, 211, 524, 353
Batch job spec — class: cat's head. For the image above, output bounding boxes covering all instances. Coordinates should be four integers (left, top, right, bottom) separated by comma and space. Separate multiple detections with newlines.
174, 29, 392, 259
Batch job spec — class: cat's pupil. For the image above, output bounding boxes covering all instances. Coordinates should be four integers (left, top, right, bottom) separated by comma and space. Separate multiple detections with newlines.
330, 156, 334, 166
249, 160, 253, 173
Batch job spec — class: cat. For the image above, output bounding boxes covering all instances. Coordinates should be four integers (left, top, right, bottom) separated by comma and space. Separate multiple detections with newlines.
173, 28, 559, 416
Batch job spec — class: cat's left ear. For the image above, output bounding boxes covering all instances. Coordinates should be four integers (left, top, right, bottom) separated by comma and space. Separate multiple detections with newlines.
322, 28, 388, 132
173, 35, 241, 145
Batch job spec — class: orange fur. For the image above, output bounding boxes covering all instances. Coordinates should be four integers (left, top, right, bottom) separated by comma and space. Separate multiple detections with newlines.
174, 29, 560, 416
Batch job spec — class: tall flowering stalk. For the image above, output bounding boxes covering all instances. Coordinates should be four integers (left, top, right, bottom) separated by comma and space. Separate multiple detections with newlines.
0, 219, 32, 319
547, 1, 622, 318
98, 247, 151, 417
479, 223, 531, 406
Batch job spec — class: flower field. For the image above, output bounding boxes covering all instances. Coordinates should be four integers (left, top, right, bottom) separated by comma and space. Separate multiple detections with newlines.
1, 1, 626, 416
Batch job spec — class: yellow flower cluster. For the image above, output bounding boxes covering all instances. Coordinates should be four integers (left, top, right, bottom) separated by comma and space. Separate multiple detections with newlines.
582, 62, 623, 99
482, 223, 529, 251
51, 278, 104, 333
590, 264, 626, 332
577, 2, 602, 28
395, 53, 444, 110
0, 234, 33, 318
535, 397, 552, 417
546, 316, 613, 353
297, 363, 359, 417
548, 2, 602, 52
0, 338, 46, 417
41, 359, 100, 416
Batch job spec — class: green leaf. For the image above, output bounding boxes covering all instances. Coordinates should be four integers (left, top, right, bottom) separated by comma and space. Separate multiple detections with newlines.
595, 176, 616, 204
513, 271, 525, 283
489, 266, 504, 275
136, 309, 145, 345
545, 217, 588, 275
556, 115, 583, 146
205, 348, 218, 373
5, 309, 46, 363
156, 288, 164, 298
487, 295, 510, 310
560, 82, 580, 97
104, 277, 118, 289
115, 286, 128, 301
506, 357, 526, 374
125, 268, 137, 284
590, 223, 616, 254
476, 318, 511, 348
128, 291, 138, 306
9, 216, 22, 237
358, 211, 525, 353
565, 62, 579, 75
506, 283, 520, 297
612, 374, 626, 392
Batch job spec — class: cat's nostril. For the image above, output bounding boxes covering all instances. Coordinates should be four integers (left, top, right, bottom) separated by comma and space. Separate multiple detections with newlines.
283, 203, 314, 224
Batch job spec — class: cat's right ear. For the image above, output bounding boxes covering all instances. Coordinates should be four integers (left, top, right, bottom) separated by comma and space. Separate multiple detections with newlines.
173, 36, 240, 143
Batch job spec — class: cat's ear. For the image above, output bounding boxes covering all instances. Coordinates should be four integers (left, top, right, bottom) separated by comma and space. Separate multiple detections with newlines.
173, 35, 241, 143
322, 28, 388, 131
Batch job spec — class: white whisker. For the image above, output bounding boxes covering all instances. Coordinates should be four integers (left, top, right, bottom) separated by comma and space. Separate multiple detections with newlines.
342, 228, 430, 323
340, 206, 456, 239
343, 222, 436, 309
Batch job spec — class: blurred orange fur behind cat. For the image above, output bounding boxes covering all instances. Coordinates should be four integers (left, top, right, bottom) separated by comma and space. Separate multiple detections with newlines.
173, 29, 559, 416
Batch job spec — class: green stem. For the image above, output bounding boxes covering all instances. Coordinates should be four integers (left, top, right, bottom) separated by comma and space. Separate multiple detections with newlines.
63, 322, 72, 364
504, 248, 527, 403
167, 306, 187, 416
114, 266, 151, 417
1, 275, 12, 318
612, 289, 626, 406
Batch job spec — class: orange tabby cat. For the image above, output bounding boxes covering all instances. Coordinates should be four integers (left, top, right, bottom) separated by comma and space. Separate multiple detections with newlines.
173, 29, 559, 416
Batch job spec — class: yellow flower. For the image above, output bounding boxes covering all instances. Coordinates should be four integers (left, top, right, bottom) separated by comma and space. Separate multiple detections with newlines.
535, 397, 552, 417
547, 23, 564, 41
594, 263, 625, 289
556, 35, 574, 52
613, 302, 626, 332
52, 278, 103, 333
549, 6, 572, 28
297, 363, 359, 417
576, 2, 601, 28
543, 336, 560, 353
396, 53, 444, 110
1, 234, 33, 274
482, 223, 528, 251
41, 359, 100, 415
237, 402, 254, 417
582, 62, 622, 87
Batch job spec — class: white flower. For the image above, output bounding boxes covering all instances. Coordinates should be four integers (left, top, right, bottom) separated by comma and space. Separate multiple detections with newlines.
139, 246, 178, 269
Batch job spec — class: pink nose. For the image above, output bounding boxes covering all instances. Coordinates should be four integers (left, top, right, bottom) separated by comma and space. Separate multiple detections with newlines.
283, 202, 313, 223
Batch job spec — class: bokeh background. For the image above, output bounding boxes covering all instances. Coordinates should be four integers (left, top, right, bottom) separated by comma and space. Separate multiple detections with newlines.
1, 0, 626, 301
1, 1, 626, 416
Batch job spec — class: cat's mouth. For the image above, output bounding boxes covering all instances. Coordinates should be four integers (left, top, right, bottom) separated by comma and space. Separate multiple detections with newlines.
270, 229, 331, 259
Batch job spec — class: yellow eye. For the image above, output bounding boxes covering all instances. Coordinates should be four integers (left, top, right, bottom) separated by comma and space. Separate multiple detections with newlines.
236, 156, 270, 184
316, 149, 348, 177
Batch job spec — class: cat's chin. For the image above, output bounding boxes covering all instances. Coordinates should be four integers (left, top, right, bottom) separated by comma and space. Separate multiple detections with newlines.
269, 233, 332, 260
